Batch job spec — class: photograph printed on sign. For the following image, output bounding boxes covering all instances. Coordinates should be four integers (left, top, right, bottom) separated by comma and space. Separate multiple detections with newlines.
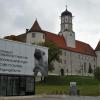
33, 48, 48, 76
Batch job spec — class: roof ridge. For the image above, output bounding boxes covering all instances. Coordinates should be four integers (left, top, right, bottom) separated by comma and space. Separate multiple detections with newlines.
76, 40, 90, 45
43, 30, 63, 37
76, 40, 94, 50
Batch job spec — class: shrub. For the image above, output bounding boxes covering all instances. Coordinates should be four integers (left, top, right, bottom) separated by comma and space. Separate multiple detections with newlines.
94, 67, 100, 81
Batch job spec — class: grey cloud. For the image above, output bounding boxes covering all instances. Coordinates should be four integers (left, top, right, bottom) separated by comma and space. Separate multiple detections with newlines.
0, 0, 100, 48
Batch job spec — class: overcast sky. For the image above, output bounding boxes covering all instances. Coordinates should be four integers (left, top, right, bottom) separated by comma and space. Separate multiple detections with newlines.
0, 0, 100, 49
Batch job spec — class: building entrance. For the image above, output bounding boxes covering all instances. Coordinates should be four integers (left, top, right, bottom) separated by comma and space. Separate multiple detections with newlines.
61, 69, 64, 76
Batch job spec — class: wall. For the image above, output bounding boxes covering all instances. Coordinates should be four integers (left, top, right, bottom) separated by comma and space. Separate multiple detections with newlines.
63, 31, 75, 48
52, 49, 96, 76
26, 32, 45, 44
96, 51, 100, 67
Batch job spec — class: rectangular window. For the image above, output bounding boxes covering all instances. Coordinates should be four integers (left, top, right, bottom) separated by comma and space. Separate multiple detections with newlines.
32, 33, 35, 38
84, 63, 86, 73
87, 57, 88, 60
79, 55, 80, 59
64, 51, 66, 56
43, 34, 45, 39
64, 60, 66, 64
81, 56, 83, 59
94, 57, 95, 61
60, 59, 62, 64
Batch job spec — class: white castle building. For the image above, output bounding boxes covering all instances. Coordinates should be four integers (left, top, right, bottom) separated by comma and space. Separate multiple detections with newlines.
5, 7, 100, 76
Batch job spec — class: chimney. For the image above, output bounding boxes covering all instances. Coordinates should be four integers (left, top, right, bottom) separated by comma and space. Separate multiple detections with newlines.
26, 29, 29, 33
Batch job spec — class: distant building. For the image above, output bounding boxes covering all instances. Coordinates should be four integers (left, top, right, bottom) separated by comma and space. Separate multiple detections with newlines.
5, 6, 100, 76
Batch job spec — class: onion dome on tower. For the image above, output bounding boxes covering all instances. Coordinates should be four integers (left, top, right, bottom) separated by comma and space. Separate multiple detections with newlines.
61, 6, 72, 17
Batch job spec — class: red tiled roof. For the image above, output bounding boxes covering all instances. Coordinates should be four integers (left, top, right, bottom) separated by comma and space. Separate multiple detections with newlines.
44, 31, 66, 49
11, 20, 95, 56
95, 41, 100, 51
44, 31, 96, 56
70, 40, 96, 56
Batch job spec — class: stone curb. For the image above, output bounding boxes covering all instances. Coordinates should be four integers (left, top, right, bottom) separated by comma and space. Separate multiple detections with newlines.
0, 95, 100, 100
0, 95, 42, 100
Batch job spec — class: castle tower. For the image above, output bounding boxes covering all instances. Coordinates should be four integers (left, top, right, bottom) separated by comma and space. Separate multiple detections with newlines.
26, 20, 45, 44
59, 6, 76, 48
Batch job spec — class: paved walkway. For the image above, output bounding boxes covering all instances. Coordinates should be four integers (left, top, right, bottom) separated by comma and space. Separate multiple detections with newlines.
0, 95, 100, 100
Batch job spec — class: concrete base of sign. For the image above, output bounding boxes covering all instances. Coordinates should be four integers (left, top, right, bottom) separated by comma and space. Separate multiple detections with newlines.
0, 75, 35, 96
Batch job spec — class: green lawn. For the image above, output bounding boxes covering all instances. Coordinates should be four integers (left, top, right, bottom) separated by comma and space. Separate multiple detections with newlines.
36, 75, 100, 96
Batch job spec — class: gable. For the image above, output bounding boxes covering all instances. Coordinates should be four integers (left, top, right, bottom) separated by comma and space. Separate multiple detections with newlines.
95, 41, 100, 51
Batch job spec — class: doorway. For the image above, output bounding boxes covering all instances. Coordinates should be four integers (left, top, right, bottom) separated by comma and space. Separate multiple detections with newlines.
61, 69, 64, 76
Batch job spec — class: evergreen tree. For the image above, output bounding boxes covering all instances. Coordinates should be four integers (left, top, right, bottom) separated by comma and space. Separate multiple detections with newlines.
94, 67, 100, 81
39, 40, 62, 71
88, 64, 93, 74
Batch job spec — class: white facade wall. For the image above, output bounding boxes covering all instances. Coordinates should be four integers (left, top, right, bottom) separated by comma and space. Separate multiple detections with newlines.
96, 51, 100, 67
26, 32, 45, 44
62, 31, 75, 48
52, 49, 96, 76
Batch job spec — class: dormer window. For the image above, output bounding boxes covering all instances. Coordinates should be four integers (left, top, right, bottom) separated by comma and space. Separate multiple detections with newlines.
32, 33, 35, 38
70, 33, 72, 36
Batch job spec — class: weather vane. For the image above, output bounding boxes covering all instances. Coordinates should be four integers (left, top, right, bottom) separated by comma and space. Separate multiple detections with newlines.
65, 0, 68, 10
66, 4, 67, 8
